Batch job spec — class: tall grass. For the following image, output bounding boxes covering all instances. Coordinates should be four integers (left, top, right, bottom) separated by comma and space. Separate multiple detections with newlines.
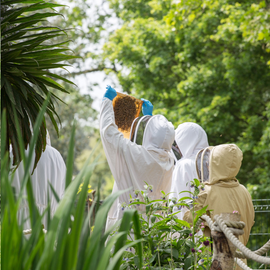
1, 98, 143, 270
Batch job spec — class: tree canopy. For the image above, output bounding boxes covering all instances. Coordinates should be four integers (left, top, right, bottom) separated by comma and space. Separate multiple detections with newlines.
15, 0, 268, 198
103, 0, 270, 198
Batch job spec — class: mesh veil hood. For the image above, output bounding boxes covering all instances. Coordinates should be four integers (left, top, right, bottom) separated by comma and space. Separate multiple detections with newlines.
196, 144, 243, 185
142, 115, 175, 151
175, 122, 209, 158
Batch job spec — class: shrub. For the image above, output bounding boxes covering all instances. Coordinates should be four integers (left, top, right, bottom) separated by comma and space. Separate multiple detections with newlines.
117, 180, 212, 270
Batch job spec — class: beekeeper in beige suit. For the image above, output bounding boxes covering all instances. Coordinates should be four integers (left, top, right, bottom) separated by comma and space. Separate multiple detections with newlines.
183, 144, 254, 269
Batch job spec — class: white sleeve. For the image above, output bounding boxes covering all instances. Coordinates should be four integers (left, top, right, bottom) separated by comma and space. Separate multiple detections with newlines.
99, 98, 140, 186
170, 162, 193, 200
170, 161, 195, 220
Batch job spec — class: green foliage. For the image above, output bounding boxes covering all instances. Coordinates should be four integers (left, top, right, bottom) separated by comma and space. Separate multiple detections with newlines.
1, 104, 143, 270
117, 181, 211, 270
1, 0, 76, 169
52, 0, 117, 76
45, 84, 98, 175
246, 199, 270, 269
45, 84, 113, 196
103, 0, 270, 196
76, 136, 114, 200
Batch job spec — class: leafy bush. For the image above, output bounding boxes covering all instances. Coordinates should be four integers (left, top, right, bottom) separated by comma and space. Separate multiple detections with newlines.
1, 102, 143, 270
117, 180, 212, 270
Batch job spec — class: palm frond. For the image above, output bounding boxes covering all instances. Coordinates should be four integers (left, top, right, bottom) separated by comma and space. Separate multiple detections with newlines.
1, 0, 76, 169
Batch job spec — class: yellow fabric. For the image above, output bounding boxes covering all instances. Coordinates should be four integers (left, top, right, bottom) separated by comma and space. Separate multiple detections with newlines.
184, 144, 255, 246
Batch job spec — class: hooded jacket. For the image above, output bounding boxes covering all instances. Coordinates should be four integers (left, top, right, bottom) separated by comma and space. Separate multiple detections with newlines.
170, 122, 209, 219
100, 98, 175, 229
183, 144, 255, 246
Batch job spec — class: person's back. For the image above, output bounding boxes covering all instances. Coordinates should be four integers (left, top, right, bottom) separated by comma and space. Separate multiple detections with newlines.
100, 86, 175, 229
12, 143, 66, 229
170, 122, 209, 219
184, 144, 254, 246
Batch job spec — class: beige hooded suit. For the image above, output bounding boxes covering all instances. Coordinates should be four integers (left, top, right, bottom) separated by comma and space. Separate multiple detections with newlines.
183, 144, 255, 247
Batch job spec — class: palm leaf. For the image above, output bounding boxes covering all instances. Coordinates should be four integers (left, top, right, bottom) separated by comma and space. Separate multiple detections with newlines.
1, 0, 77, 169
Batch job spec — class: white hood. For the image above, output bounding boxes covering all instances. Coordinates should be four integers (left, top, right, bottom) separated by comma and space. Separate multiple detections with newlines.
142, 115, 175, 152
175, 122, 209, 158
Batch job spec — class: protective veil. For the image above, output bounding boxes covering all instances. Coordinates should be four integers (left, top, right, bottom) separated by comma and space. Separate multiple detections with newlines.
100, 98, 175, 229
170, 122, 209, 219
183, 144, 255, 245
11, 136, 66, 230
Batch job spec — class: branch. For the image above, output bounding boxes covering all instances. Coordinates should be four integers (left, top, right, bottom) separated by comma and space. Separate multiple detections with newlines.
63, 66, 118, 77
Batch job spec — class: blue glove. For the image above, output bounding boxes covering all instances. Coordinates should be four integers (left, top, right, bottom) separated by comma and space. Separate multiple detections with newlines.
104, 85, 117, 101
141, 98, 153, 116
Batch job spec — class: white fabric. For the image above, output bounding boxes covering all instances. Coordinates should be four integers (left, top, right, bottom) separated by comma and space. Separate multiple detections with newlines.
46, 130, 51, 146
170, 122, 209, 219
11, 143, 66, 230
100, 98, 175, 229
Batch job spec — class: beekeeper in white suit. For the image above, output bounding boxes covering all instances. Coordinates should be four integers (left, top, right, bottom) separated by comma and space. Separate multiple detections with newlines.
170, 122, 209, 219
100, 85, 175, 229
11, 131, 66, 230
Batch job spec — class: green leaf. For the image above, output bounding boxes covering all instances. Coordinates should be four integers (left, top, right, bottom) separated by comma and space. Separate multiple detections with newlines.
1, 7, 25, 24
146, 204, 152, 214
134, 256, 140, 268
175, 219, 190, 228
149, 253, 157, 264
184, 255, 192, 269
1, 110, 7, 159
21, 48, 71, 57
3, 77, 16, 105
65, 124, 75, 190
46, 72, 76, 85
172, 248, 179, 259
106, 239, 144, 270
2, 0, 44, 4
2, 49, 22, 62
178, 196, 193, 201
3, 20, 44, 35
178, 191, 193, 195
185, 240, 195, 248
194, 205, 208, 224
49, 183, 60, 203
96, 232, 127, 270
129, 201, 146, 206
1, 30, 27, 44
194, 178, 200, 187
111, 209, 138, 270
151, 215, 156, 223
13, 12, 61, 24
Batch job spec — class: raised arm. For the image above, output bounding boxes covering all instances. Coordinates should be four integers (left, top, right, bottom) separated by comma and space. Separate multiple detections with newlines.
99, 86, 125, 153
99, 86, 138, 186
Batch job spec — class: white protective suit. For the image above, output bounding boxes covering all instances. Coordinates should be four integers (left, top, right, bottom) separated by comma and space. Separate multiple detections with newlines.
170, 122, 209, 219
11, 135, 66, 230
100, 98, 175, 229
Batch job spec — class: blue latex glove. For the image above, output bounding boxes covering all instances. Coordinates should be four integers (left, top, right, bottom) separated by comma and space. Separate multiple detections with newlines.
104, 85, 117, 101
141, 98, 153, 116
